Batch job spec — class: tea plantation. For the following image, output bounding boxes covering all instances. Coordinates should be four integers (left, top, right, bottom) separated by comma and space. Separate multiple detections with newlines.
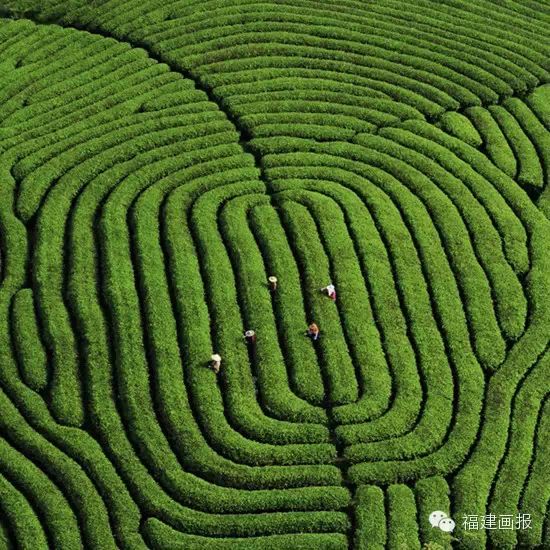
0, 1, 549, 548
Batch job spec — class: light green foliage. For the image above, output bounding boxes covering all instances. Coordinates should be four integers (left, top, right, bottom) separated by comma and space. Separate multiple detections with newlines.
438, 112, 482, 147
489, 105, 543, 189
416, 477, 452, 549
387, 485, 421, 550
527, 84, 550, 129
465, 105, 517, 177
354, 485, 386, 549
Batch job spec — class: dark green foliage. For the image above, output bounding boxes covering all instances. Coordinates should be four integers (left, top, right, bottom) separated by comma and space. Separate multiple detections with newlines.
10, 288, 48, 391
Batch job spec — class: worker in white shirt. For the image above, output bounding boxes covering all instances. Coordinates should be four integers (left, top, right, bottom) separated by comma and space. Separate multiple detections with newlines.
210, 354, 222, 374
321, 283, 336, 301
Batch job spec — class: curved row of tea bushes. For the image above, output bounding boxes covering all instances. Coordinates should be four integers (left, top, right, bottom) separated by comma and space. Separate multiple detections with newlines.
10, 289, 48, 392
248, 205, 327, 406
517, 393, 550, 548
0, 469, 48, 549
269, 182, 394, 422
270, 169, 424, 434
198, 189, 329, 427
487, 350, 550, 549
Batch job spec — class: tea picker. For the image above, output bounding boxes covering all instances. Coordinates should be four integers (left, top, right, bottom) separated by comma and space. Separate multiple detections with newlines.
321, 283, 336, 301
268, 275, 278, 292
210, 353, 222, 374
244, 329, 257, 345
306, 322, 320, 341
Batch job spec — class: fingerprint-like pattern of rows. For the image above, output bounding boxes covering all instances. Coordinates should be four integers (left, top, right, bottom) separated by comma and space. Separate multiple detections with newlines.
12, 0, 548, 208
3, 0, 550, 130
255, 131, 550, 547
0, 22, 353, 549
0, 1, 549, 549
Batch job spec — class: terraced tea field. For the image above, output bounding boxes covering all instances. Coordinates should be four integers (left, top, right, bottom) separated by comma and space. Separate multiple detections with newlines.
0, 1, 549, 548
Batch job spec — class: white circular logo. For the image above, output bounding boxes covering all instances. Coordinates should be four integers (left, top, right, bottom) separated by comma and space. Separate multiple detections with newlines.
429, 511, 455, 532
438, 517, 456, 532
429, 511, 447, 528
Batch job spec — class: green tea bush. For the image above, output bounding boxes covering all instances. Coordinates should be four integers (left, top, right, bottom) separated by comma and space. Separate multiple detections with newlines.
437, 112, 482, 148
465, 105, 517, 177
353, 485, 386, 549
10, 288, 48, 391
489, 105, 543, 190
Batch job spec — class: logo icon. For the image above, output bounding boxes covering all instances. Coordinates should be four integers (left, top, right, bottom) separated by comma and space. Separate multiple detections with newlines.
429, 511, 456, 532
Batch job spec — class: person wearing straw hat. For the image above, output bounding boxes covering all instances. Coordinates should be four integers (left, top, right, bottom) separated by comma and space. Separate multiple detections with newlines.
321, 283, 336, 301
268, 275, 278, 292
210, 354, 222, 374
244, 329, 257, 345
306, 322, 320, 341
